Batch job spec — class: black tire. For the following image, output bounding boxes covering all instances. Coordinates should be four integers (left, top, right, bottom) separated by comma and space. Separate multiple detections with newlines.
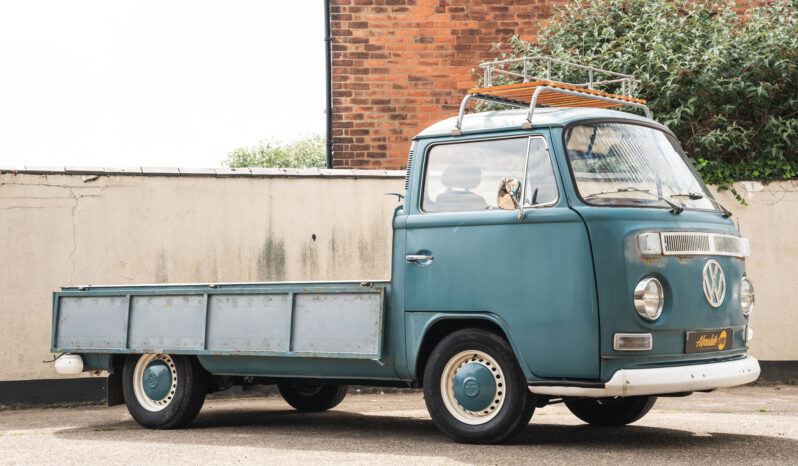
277, 383, 349, 412
122, 354, 207, 429
423, 328, 536, 444
565, 395, 657, 426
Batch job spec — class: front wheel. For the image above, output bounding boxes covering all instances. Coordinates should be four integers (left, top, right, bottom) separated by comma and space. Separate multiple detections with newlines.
122, 354, 207, 429
565, 395, 657, 426
423, 329, 536, 444
277, 383, 348, 412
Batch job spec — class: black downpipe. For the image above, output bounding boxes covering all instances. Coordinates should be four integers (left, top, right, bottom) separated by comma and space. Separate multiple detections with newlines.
324, 0, 333, 169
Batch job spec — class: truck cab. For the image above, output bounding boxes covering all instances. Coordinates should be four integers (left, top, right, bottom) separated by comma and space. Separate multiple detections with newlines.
51, 58, 759, 444
397, 104, 757, 442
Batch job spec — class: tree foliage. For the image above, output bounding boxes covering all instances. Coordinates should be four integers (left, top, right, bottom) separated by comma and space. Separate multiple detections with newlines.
485, 0, 798, 195
223, 135, 326, 169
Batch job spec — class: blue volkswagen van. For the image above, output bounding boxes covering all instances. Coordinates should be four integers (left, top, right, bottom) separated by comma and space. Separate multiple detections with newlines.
50, 58, 759, 444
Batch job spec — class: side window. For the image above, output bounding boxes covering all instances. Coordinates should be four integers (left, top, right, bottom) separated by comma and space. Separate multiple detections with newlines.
422, 138, 527, 213
523, 137, 558, 206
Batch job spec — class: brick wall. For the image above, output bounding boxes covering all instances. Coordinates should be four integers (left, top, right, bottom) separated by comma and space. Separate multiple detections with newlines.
329, 0, 564, 169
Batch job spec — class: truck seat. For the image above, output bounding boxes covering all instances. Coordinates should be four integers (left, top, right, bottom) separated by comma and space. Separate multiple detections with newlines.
435, 162, 488, 211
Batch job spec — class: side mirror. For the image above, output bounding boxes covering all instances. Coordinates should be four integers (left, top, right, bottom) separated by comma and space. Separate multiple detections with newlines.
497, 177, 525, 219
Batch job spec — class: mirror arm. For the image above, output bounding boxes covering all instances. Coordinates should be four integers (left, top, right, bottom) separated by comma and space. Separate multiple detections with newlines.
512, 195, 525, 220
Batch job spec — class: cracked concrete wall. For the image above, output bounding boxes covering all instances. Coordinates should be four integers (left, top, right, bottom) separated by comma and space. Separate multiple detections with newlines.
0, 172, 404, 381
0, 173, 795, 382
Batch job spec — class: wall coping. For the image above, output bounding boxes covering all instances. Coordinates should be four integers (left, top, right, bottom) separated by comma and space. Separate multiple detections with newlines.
0, 167, 405, 179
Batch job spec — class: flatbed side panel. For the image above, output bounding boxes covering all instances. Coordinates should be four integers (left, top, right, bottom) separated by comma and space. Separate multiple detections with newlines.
129, 295, 206, 350
56, 296, 128, 349
53, 282, 387, 360
206, 294, 291, 352
292, 293, 382, 355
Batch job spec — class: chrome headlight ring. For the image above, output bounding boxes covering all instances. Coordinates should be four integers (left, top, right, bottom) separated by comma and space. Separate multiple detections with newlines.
634, 277, 664, 321
741, 276, 754, 317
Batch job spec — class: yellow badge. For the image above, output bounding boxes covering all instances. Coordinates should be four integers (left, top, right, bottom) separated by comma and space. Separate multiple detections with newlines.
718, 330, 727, 350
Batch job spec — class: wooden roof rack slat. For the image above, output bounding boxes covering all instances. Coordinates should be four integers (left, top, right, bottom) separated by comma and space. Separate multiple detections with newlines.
451, 57, 652, 136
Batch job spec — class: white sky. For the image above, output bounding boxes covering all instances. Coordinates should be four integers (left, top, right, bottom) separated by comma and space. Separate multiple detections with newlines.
0, 1, 326, 168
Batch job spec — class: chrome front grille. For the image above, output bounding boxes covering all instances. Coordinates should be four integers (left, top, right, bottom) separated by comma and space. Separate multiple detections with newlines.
659, 232, 749, 257
662, 233, 711, 254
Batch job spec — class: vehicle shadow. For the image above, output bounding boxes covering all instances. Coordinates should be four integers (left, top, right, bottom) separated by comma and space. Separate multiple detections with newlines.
52, 407, 798, 463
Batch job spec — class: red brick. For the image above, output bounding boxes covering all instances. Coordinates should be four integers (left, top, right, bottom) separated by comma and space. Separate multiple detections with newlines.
331, 0, 561, 168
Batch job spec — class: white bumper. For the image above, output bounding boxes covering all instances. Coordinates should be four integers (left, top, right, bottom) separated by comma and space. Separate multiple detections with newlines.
529, 356, 760, 397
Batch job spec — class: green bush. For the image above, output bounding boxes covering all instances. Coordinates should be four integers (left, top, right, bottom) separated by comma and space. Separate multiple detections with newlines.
484, 0, 798, 195
223, 135, 326, 169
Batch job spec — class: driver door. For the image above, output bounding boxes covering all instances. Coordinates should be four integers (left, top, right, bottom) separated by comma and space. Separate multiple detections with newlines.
404, 133, 599, 379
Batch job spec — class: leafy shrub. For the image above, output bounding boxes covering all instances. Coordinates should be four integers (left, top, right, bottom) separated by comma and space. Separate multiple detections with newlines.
483, 0, 798, 195
224, 135, 326, 168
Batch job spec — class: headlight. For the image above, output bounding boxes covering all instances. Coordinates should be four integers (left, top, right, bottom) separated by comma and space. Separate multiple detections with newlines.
634, 277, 664, 321
741, 277, 754, 316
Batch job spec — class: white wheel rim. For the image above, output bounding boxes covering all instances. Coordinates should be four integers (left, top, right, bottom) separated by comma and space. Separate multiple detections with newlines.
132, 353, 178, 412
440, 350, 506, 425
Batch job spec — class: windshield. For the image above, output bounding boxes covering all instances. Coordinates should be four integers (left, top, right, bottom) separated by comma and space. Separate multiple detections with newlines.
564, 123, 717, 211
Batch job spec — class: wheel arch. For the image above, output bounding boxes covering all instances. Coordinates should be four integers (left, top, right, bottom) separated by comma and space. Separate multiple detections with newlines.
410, 313, 532, 387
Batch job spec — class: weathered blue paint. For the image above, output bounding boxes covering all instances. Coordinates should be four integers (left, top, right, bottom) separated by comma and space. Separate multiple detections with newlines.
196, 355, 402, 380
453, 363, 496, 411
540, 123, 751, 379
53, 107, 753, 389
52, 282, 389, 362
401, 129, 599, 379
403, 311, 533, 380
142, 360, 171, 401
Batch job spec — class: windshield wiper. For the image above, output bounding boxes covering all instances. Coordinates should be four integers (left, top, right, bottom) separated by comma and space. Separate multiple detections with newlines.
584, 187, 684, 214
671, 192, 732, 218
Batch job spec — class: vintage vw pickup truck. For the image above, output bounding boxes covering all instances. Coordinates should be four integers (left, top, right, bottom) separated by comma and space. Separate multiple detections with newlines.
50, 58, 759, 444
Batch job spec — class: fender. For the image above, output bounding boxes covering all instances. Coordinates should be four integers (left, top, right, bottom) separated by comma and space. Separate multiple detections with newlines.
405, 311, 536, 381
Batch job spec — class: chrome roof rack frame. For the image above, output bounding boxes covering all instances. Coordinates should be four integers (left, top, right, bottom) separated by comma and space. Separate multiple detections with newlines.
451, 56, 652, 136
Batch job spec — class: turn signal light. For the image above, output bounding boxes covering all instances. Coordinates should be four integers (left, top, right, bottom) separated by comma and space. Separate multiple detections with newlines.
614, 333, 653, 351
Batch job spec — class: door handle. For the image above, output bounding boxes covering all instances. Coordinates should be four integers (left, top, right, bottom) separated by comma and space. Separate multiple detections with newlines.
406, 254, 434, 263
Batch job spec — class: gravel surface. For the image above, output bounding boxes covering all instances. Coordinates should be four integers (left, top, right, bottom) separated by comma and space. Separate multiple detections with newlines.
1, 385, 796, 464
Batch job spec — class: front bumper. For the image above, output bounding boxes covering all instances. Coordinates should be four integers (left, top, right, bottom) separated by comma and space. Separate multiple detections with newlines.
529, 356, 760, 397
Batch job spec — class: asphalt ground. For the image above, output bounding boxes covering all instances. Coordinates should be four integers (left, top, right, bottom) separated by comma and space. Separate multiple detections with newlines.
1, 385, 796, 465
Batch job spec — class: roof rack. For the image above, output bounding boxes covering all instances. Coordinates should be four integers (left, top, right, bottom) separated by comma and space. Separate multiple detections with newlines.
452, 57, 651, 136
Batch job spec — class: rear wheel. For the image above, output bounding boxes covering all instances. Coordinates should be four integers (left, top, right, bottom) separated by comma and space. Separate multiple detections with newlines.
122, 354, 207, 429
423, 328, 536, 444
277, 383, 348, 412
565, 395, 657, 426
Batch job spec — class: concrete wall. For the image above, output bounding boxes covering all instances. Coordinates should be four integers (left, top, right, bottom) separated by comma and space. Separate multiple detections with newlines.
0, 170, 795, 382
0, 168, 404, 381
713, 181, 798, 363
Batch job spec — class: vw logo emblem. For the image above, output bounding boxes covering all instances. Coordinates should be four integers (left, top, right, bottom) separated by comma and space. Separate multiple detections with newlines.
702, 260, 726, 308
